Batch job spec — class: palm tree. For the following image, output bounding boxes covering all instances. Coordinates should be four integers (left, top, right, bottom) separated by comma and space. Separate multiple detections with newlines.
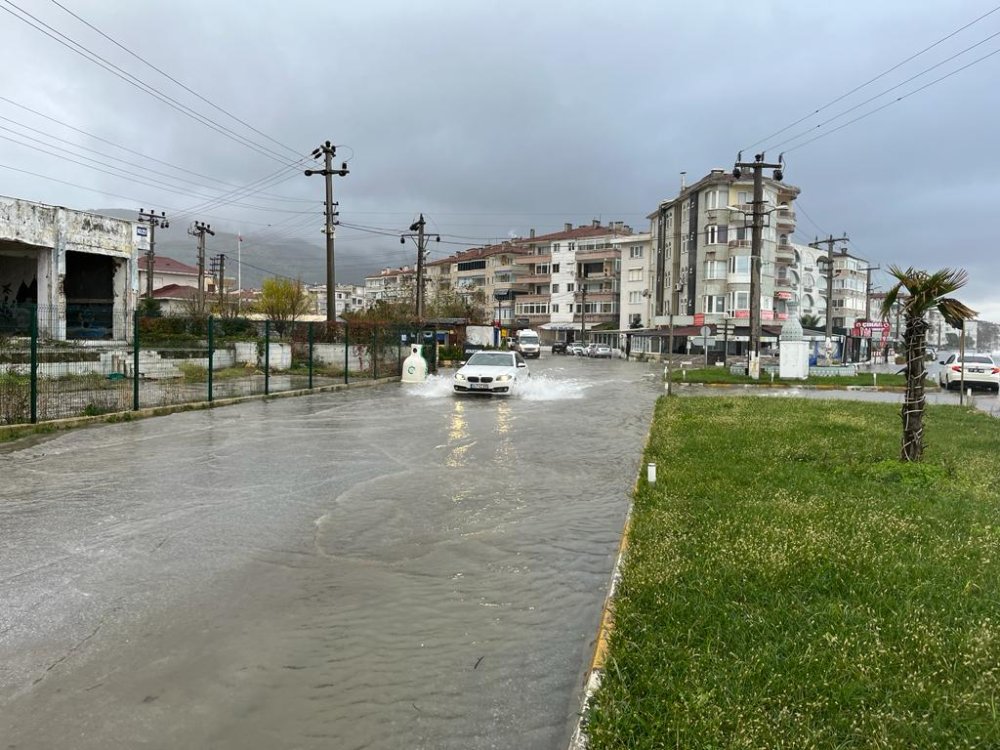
799, 313, 822, 330
880, 266, 976, 462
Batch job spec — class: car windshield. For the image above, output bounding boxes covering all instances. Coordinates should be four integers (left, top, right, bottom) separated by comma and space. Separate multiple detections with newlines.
961, 356, 993, 364
467, 352, 514, 367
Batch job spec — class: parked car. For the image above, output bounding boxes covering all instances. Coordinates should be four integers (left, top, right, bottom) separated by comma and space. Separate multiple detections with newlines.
584, 343, 599, 357
567, 342, 587, 356
591, 344, 613, 358
551, 340, 567, 354
453, 350, 529, 395
937, 353, 1000, 392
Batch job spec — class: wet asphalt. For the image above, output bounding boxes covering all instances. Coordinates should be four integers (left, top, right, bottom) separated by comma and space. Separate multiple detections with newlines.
0, 355, 661, 750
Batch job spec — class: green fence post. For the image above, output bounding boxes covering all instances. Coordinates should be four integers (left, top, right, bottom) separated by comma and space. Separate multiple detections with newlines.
208, 315, 214, 403
308, 322, 314, 389
132, 313, 139, 411
29, 304, 38, 424
344, 323, 350, 385
398, 327, 402, 374
264, 320, 271, 395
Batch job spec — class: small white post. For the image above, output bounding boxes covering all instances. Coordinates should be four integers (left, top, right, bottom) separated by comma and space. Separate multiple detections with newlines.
647, 462, 657, 484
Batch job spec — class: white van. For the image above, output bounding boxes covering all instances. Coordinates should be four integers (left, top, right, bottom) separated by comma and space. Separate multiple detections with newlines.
514, 329, 541, 358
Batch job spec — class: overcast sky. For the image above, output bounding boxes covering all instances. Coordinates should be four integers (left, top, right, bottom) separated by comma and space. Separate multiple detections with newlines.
1, 0, 998, 319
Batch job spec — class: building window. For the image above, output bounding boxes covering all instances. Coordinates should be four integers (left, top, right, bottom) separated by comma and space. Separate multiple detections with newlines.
704, 260, 726, 280
552, 263, 560, 273
552, 304, 559, 313
706, 225, 719, 245
729, 256, 751, 275
628, 268, 643, 282
552, 283, 559, 293
728, 291, 750, 311
629, 291, 643, 304
567, 283, 574, 292
704, 189, 727, 210
704, 295, 725, 313
552, 243, 560, 253
630, 246, 643, 259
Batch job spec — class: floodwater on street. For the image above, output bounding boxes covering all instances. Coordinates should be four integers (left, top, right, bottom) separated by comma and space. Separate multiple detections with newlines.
0, 355, 662, 750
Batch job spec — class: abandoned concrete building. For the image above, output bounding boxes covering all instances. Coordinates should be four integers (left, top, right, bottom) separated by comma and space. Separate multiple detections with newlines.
0, 195, 140, 340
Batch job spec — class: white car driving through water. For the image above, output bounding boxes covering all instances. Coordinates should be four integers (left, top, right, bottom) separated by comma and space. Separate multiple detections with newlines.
453, 350, 529, 395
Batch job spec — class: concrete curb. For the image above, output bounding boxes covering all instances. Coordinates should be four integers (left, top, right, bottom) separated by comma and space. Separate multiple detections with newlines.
676, 382, 907, 392
569, 419, 655, 749
0, 377, 399, 447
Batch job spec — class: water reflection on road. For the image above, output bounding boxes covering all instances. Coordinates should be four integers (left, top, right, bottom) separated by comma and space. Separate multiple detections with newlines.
0, 356, 660, 750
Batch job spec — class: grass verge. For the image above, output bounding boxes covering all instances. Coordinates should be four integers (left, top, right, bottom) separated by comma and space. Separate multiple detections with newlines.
585, 396, 1000, 749
670, 367, 908, 388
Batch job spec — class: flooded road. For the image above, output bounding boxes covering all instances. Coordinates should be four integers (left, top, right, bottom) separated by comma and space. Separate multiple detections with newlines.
0, 356, 661, 750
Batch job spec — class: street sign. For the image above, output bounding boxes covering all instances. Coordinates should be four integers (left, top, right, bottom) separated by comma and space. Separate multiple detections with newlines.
700, 325, 711, 338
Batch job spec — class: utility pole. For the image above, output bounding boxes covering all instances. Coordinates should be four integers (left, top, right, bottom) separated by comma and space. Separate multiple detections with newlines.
577, 282, 588, 343
305, 141, 349, 322
138, 209, 168, 298
236, 233, 243, 311
400, 213, 440, 320
861, 265, 880, 321
189, 220, 215, 313
210, 253, 227, 307
809, 233, 850, 350
733, 152, 785, 379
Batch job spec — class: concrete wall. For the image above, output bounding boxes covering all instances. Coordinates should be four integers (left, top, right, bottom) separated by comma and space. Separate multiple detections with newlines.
0, 196, 139, 340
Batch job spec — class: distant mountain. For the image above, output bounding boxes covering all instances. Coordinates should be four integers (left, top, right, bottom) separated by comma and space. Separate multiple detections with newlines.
92, 208, 366, 290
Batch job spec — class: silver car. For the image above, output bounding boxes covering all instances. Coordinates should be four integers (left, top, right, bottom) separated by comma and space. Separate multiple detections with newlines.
453, 350, 529, 395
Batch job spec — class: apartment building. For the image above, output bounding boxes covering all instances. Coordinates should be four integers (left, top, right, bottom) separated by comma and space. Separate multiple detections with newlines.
511, 220, 634, 340
648, 169, 801, 332
421, 242, 528, 326
363, 266, 415, 307
307, 283, 367, 317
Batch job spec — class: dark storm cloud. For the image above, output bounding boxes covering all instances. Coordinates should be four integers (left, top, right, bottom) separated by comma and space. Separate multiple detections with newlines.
1, 0, 997, 316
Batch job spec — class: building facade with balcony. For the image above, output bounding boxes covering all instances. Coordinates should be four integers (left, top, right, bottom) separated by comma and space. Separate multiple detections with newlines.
423, 242, 528, 326
648, 168, 801, 334
363, 266, 415, 307
511, 220, 634, 341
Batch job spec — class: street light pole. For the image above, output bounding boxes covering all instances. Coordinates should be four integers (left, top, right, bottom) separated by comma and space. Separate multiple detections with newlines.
400, 214, 441, 321
733, 152, 785, 380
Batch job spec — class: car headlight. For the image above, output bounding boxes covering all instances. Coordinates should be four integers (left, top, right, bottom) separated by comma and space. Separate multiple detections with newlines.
495, 374, 512, 382
455, 373, 467, 381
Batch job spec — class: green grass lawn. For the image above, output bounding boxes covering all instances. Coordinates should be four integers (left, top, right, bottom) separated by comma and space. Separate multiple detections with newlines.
670, 367, 909, 388
585, 397, 1000, 749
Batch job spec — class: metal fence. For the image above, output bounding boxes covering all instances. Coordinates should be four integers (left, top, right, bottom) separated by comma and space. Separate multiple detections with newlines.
0, 305, 436, 426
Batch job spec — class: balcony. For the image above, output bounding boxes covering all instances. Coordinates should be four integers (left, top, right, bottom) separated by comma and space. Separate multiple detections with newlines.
775, 276, 794, 289
575, 250, 620, 262
775, 243, 795, 263
728, 239, 752, 249
513, 254, 551, 265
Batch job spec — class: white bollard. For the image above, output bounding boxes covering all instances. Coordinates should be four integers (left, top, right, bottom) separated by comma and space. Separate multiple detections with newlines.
647, 462, 657, 484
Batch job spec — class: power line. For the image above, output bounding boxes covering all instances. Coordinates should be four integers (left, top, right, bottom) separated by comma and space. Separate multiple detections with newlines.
781, 44, 1000, 154
0, 160, 276, 227
0, 0, 298, 165
0, 127, 315, 214
766, 27, 1000, 153
45, 0, 301, 160
0, 95, 315, 202
746, 3, 1000, 149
